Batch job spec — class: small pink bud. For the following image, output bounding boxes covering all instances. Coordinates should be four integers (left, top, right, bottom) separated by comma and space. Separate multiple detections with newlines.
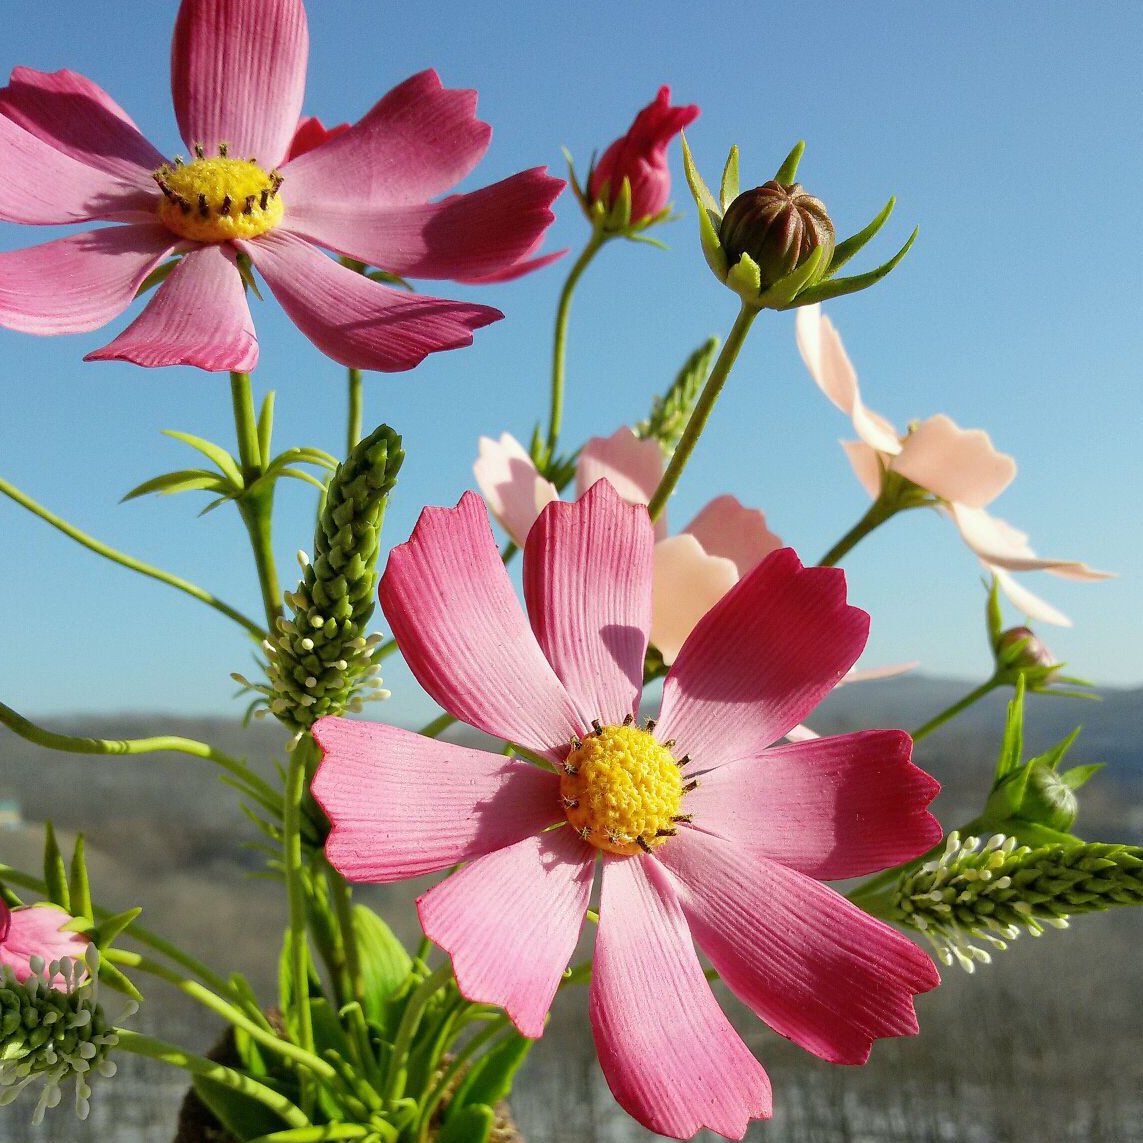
995, 626, 1058, 671
719, 181, 835, 289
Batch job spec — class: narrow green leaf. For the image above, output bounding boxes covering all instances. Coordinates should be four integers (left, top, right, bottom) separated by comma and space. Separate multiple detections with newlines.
827, 197, 896, 276
447, 1031, 534, 1116
796, 227, 917, 306
257, 390, 276, 468
92, 906, 141, 948
758, 244, 826, 309
162, 430, 244, 485
719, 145, 740, 211
98, 958, 143, 1003
353, 905, 412, 1029
120, 469, 230, 502
436, 1103, 493, 1143
1061, 762, 1105, 790
68, 834, 93, 919
191, 1072, 292, 1143
774, 140, 805, 184
43, 821, 69, 911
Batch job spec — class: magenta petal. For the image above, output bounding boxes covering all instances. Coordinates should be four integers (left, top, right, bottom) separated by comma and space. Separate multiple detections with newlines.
311, 718, 560, 882
657, 549, 869, 770
686, 731, 941, 879
0, 67, 165, 186
282, 70, 489, 208
380, 492, 582, 760
523, 481, 652, 726
241, 230, 501, 371
1, 904, 89, 987
86, 243, 257, 371
591, 856, 772, 1139
285, 168, 562, 282
0, 224, 175, 335
659, 830, 940, 1064
0, 113, 156, 224
575, 428, 664, 534
418, 828, 594, 1039
171, 0, 308, 166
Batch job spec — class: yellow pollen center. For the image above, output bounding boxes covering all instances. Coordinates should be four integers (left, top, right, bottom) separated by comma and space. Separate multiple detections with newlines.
561, 724, 684, 856
154, 150, 284, 243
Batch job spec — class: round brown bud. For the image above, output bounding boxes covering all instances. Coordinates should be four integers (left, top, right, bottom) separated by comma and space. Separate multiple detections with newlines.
718, 181, 835, 290
995, 626, 1058, 671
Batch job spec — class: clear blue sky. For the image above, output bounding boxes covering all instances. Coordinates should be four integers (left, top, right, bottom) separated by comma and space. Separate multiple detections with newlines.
2, 2, 1139, 721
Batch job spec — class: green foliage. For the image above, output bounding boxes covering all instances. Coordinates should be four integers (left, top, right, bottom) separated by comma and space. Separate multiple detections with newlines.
635, 336, 720, 456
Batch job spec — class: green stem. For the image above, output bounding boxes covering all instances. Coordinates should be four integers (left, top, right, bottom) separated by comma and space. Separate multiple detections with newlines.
416, 1015, 511, 1141
546, 229, 607, 465
114, 1029, 310, 1129
646, 302, 758, 522
327, 862, 364, 1008
283, 736, 317, 1073
0, 474, 263, 639
911, 676, 1003, 743
384, 963, 453, 1108
419, 711, 456, 739
231, 371, 282, 634
346, 367, 364, 456
0, 702, 281, 814
818, 497, 922, 568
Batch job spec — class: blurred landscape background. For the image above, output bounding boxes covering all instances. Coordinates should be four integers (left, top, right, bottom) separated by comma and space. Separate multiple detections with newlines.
2, 678, 1140, 1142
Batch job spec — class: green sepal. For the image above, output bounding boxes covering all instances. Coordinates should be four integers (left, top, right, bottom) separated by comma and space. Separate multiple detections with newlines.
993, 679, 1027, 782
257, 390, 276, 469
986, 576, 1005, 645
162, 429, 244, 487
97, 956, 144, 1003
826, 196, 896, 276
235, 251, 264, 300
134, 258, 178, 297
725, 251, 762, 299
445, 1031, 533, 1119
120, 469, 230, 501
67, 835, 93, 920
90, 906, 141, 949
719, 145, 740, 211
1061, 762, 1105, 790
681, 136, 727, 280
436, 1103, 494, 1143
42, 821, 70, 911
353, 904, 412, 1030
759, 244, 828, 308
562, 147, 592, 216
796, 227, 917, 307
366, 269, 414, 291
773, 140, 805, 185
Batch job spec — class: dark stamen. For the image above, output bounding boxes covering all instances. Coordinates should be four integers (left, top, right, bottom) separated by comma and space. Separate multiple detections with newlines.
682, 779, 699, 793
197, 193, 209, 218
622, 713, 634, 726
592, 719, 604, 735
193, 142, 205, 159
636, 836, 653, 854
561, 795, 579, 809
243, 195, 256, 215
671, 814, 693, 824
218, 142, 229, 157
655, 828, 677, 839
220, 195, 232, 216
259, 188, 270, 210
645, 718, 657, 733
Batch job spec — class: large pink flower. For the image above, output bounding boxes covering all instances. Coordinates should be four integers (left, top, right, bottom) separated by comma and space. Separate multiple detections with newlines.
0, 900, 89, 988
796, 304, 1112, 625
475, 427, 782, 663
313, 480, 942, 1139
0, 0, 563, 372
588, 86, 699, 223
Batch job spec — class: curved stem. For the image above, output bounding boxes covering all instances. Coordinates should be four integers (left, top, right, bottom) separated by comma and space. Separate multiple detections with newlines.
114, 1029, 310, 1129
327, 863, 363, 1008
818, 497, 923, 568
346, 367, 364, 456
546, 230, 607, 464
283, 736, 317, 1075
384, 963, 453, 1108
911, 676, 1003, 743
647, 302, 758, 522
418, 711, 456, 739
0, 474, 264, 640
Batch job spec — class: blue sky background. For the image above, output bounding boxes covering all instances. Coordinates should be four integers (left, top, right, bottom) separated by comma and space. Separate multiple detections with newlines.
1, 2, 1139, 723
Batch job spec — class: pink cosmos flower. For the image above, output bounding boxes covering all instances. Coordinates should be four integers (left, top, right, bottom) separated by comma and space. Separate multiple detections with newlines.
475, 427, 783, 664
313, 480, 942, 1140
0, 0, 563, 372
588, 86, 699, 223
796, 304, 1112, 625
0, 900, 89, 988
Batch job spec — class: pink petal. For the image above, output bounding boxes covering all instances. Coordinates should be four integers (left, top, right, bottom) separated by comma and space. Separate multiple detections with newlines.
418, 828, 594, 1039
841, 661, 920, 684
659, 830, 939, 1064
796, 305, 900, 455
171, 0, 308, 167
892, 415, 1016, 508
282, 70, 489, 208
682, 494, 783, 577
684, 730, 941, 879
0, 67, 165, 187
591, 855, 772, 1139
523, 480, 652, 726
456, 245, 567, 285
989, 565, 1072, 627
379, 491, 581, 761
0, 224, 175, 335
657, 549, 869, 770
842, 438, 884, 499
241, 230, 501, 371
1, 904, 89, 987
575, 428, 664, 537
284, 168, 563, 282
85, 242, 257, 371
286, 115, 349, 161
311, 718, 560, 881
650, 534, 738, 666
0, 112, 156, 224
473, 433, 558, 548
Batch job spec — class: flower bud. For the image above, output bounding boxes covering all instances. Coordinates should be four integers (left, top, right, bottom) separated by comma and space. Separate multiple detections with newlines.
995, 626, 1058, 672
718, 181, 835, 290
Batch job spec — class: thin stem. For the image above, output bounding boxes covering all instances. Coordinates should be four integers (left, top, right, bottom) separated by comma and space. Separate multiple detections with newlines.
115, 1029, 310, 1129
231, 371, 282, 634
283, 736, 317, 1076
418, 711, 456, 739
818, 497, 923, 568
911, 676, 1003, 743
327, 863, 364, 1008
384, 963, 453, 1107
647, 302, 758, 522
547, 229, 607, 464
0, 474, 263, 639
416, 1015, 511, 1141
346, 367, 364, 456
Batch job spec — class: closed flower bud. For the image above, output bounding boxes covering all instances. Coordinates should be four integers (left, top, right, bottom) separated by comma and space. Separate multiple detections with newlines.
995, 626, 1057, 672
719, 181, 835, 291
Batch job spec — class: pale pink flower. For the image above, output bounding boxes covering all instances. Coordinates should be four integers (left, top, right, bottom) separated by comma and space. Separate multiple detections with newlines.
313, 480, 941, 1140
0, 0, 563, 372
0, 901, 89, 988
474, 427, 782, 663
796, 304, 1111, 624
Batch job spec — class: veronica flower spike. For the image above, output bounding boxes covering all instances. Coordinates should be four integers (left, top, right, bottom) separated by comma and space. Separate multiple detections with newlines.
796, 304, 1112, 624
0, 0, 563, 372
313, 480, 942, 1139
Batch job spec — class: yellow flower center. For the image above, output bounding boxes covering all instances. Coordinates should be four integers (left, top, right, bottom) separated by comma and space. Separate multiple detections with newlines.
561, 722, 686, 856
154, 145, 283, 243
